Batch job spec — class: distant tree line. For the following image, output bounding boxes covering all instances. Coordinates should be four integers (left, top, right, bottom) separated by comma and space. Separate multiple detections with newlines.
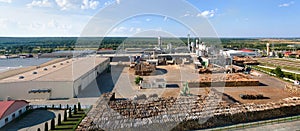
1, 37, 299, 55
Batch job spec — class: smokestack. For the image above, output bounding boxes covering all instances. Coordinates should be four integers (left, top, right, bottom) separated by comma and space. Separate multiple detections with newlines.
187, 34, 191, 51
266, 43, 270, 56
196, 39, 199, 48
158, 36, 161, 49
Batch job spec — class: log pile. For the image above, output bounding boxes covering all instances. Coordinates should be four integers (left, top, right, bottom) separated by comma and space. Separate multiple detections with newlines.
108, 97, 177, 119
134, 62, 156, 76
77, 91, 300, 130
285, 84, 300, 94
189, 73, 260, 87
233, 56, 259, 65
198, 68, 212, 74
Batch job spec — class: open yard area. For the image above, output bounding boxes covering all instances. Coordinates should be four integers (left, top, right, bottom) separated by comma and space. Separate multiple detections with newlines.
111, 62, 300, 105
224, 70, 299, 104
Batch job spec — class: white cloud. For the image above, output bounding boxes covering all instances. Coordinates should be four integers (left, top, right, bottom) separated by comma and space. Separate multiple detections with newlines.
112, 26, 127, 33
55, 0, 81, 10
183, 13, 191, 17
146, 18, 151, 22
116, 0, 120, 4
0, 6, 89, 36
26, 0, 52, 8
0, 18, 14, 29
197, 9, 217, 18
104, 0, 113, 6
163, 16, 168, 22
279, 1, 294, 7
0, 0, 12, 3
135, 28, 141, 33
111, 26, 142, 36
55, 0, 99, 10
81, 0, 99, 10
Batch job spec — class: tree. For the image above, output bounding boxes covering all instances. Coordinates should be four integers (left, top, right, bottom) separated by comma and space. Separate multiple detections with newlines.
50, 118, 55, 130
44, 122, 48, 131
274, 67, 284, 77
74, 105, 77, 114
68, 108, 72, 118
278, 53, 283, 58
58, 113, 62, 125
135, 76, 143, 85
63, 109, 67, 121
78, 102, 82, 111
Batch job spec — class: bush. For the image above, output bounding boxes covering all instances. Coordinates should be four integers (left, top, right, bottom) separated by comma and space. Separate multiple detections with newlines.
64, 109, 67, 121
50, 118, 55, 130
58, 113, 61, 125
274, 67, 284, 77
44, 122, 48, 131
68, 108, 72, 118
78, 102, 82, 111
278, 53, 283, 58
135, 76, 143, 85
74, 105, 77, 114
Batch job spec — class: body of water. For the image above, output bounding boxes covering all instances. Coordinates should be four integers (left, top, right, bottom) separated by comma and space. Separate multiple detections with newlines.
0, 58, 54, 73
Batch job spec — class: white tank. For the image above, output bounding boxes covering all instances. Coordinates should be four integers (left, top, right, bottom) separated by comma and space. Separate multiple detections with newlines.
191, 42, 195, 47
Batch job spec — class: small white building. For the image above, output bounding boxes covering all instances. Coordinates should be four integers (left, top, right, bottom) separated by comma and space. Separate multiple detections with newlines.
151, 79, 166, 88
141, 79, 166, 88
0, 100, 29, 128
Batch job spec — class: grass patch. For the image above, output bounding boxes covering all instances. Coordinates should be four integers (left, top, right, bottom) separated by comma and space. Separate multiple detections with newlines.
50, 111, 86, 131
60, 121, 78, 125
252, 65, 300, 80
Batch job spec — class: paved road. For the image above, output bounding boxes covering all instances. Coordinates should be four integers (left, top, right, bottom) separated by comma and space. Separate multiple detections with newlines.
239, 120, 300, 131
0, 110, 63, 131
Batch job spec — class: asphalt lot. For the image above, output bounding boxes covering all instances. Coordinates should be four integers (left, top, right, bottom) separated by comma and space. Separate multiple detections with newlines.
1, 109, 63, 131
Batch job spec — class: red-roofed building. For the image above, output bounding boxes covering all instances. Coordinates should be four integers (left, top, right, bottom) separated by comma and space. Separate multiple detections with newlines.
240, 49, 254, 52
0, 100, 29, 128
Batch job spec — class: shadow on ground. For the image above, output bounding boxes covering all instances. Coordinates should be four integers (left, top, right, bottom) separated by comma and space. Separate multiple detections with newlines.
151, 68, 168, 76
76, 65, 124, 98
259, 83, 268, 86
166, 84, 180, 88
1, 110, 55, 131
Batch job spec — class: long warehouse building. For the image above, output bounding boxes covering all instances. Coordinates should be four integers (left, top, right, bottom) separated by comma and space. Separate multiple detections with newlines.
0, 57, 109, 100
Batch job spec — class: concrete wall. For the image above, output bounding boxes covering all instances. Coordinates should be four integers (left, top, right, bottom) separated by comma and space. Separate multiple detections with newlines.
0, 81, 73, 100
73, 59, 109, 97
0, 106, 27, 128
0, 59, 109, 100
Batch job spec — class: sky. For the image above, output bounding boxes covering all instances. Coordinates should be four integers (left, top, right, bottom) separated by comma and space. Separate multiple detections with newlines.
0, 0, 299, 37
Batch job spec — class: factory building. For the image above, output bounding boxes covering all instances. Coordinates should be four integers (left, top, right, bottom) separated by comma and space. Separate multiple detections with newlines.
0, 57, 109, 100
222, 49, 261, 58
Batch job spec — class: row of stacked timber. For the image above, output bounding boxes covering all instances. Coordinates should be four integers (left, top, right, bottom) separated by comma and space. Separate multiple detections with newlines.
189, 73, 260, 87
77, 91, 300, 130
133, 62, 156, 76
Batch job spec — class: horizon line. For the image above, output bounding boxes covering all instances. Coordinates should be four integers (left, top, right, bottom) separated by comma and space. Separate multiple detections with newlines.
0, 36, 300, 39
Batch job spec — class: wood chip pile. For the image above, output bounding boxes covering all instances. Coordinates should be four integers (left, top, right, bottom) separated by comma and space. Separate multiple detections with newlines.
189, 73, 260, 87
